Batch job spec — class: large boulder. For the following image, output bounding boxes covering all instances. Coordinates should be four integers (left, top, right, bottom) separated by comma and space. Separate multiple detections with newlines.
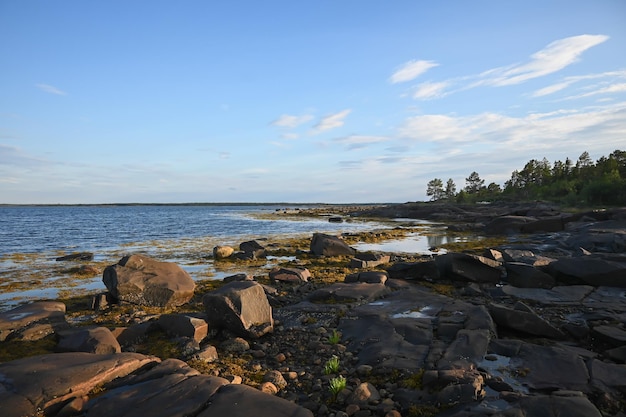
103, 254, 196, 307
547, 256, 626, 287
484, 216, 536, 234
435, 253, 503, 283
504, 262, 555, 288
310, 233, 355, 256
203, 281, 273, 338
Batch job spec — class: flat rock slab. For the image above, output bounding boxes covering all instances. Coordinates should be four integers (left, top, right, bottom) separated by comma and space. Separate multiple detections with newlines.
583, 286, 626, 312
307, 282, 390, 303
0, 301, 66, 341
0, 352, 158, 416
87, 373, 229, 417
339, 285, 496, 372
501, 285, 594, 304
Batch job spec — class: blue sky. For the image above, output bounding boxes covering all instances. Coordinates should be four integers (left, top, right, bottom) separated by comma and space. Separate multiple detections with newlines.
1, 1, 625, 204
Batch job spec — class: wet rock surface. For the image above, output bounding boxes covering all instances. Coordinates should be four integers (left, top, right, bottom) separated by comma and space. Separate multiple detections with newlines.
1, 203, 625, 417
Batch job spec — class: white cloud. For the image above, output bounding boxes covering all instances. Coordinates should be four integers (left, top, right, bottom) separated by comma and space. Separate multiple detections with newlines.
390, 60, 438, 84
333, 135, 389, 150
531, 82, 573, 97
271, 114, 313, 128
313, 109, 351, 132
398, 102, 626, 153
564, 83, 626, 100
281, 133, 299, 140
36, 83, 67, 95
413, 81, 450, 99
484, 34, 609, 87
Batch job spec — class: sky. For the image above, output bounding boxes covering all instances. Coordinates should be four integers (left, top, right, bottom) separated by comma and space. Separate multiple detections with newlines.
1, 1, 625, 204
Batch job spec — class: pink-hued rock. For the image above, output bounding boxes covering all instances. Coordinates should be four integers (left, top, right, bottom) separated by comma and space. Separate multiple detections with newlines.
0, 352, 158, 416
0, 301, 66, 341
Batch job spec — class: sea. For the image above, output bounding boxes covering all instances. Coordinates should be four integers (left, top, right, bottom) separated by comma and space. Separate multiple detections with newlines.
0, 204, 452, 310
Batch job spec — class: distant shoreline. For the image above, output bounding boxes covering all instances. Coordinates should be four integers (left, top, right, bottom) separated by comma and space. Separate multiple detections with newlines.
0, 202, 392, 208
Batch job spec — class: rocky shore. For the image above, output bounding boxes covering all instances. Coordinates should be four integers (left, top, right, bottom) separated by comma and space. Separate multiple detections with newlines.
1, 202, 625, 417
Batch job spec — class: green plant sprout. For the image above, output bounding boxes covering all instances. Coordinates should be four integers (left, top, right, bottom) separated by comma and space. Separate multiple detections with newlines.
328, 329, 341, 344
329, 375, 346, 399
324, 355, 340, 375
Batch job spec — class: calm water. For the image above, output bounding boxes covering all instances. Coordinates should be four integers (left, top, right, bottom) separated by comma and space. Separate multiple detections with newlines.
0, 205, 457, 310
0, 205, 389, 256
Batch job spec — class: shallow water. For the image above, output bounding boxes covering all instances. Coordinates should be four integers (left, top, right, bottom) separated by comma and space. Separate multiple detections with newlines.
0, 205, 465, 310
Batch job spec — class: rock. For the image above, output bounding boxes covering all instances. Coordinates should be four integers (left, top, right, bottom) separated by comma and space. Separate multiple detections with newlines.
269, 267, 311, 283
501, 284, 594, 305
514, 343, 590, 391
310, 233, 356, 256
348, 382, 381, 405
0, 300, 67, 341
237, 240, 266, 259
435, 253, 503, 283
345, 271, 388, 284
197, 383, 313, 416
484, 216, 536, 234
157, 313, 208, 343
520, 215, 566, 233
259, 381, 279, 395
385, 260, 439, 280
504, 262, 555, 288
308, 283, 390, 303
223, 273, 253, 283
0, 352, 157, 417
194, 345, 219, 362
350, 253, 390, 268
213, 245, 235, 259
220, 337, 250, 354
111, 322, 154, 347
438, 329, 491, 370
548, 256, 626, 287
592, 325, 626, 347
263, 370, 287, 390
57, 326, 122, 354
517, 392, 603, 417
203, 281, 273, 338
56, 252, 94, 261
589, 359, 626, 391
103, 254, 196, 307
489, 302, 565, 339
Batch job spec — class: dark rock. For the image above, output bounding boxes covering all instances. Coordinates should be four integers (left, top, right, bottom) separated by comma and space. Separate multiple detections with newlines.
489, 302, 565, 339
520, 215, 566, 233
501, 284, 594, 305
517, 392, 602, 417
589, 359, 626, 391
345, 271, 388, 284
504, 262, 555, 288
238, 240, 266, 259
55, 252, 94, 261
548, 256, 626, 287
203, 281, 274, 338
197, 383, 313, 417
350, 253, 390, 268
385, 260, 439, 280
310, 233, 356, 256
435, 253, 503, 283
438, 329, 491, 370
223, 273, 253, 283
57, 326, 122, 354
484, 216, 535, 234
157, 314, 208, 343
592, 325, 626, 347
308, 283, 390, 304
103, 254, 196, 307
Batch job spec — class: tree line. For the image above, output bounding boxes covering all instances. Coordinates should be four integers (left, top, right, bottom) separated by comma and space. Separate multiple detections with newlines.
426, 149, 626, 206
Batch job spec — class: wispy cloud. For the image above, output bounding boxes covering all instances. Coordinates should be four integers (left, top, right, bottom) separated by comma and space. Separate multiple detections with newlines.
390, 60, 438, 84
36, 83, 67, 95
481, 34, 609, 87
406, 35, 610, 101
271, 114, 313, 128
531, 70, 626, 98
333, 135, 389, 150
313, 109, 351, 132
413, 81, 450, 99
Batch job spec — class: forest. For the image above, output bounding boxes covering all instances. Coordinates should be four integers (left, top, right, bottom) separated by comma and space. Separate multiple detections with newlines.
426, 149, 626, 206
